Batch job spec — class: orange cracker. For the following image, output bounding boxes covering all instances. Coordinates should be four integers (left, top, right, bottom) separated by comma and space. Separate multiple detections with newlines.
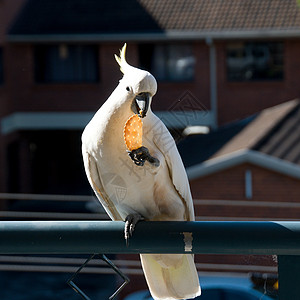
124, 115, 143, 151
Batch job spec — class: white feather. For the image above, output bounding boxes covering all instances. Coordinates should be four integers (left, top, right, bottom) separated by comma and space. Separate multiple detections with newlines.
82, 44, 201, 299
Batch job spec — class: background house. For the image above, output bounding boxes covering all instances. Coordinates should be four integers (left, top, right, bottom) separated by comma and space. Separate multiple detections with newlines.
180, 99, 300, 218
0, 0, 300, 299
1, 0, 300, 196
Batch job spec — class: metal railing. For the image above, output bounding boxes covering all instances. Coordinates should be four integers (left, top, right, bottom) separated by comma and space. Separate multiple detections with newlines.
0, 220, 299, 299
0, 193, 109, 220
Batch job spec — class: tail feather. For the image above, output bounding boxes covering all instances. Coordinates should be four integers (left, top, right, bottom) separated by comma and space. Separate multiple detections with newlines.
140, 254, 201, 300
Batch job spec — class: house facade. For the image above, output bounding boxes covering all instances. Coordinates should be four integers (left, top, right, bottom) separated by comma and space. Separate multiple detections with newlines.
1, 1, 300, 298
175, 100, 300, 220
1, 0, 300, 196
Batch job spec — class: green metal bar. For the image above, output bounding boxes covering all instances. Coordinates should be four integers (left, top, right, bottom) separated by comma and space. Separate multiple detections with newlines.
1, 220, 300, 299
0, 220, 300, 255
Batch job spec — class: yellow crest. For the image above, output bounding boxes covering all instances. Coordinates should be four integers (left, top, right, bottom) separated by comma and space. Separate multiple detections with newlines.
115, 43, 128, 74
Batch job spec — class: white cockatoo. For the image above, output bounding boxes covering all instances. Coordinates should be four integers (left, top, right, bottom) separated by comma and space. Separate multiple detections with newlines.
82, 43, 201, 300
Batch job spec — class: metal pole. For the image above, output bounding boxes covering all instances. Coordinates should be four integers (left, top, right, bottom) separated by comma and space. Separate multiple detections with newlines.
1, 220, 300, 299
278, 255, 300, 300
206, 37, 218, 129
0, 221, 300, 255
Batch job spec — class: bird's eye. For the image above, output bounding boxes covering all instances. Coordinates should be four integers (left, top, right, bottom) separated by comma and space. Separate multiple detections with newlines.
126, 86, 130, 92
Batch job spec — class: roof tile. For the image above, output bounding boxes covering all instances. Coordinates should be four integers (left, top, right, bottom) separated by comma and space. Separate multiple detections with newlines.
212, 100, 300, 159
178, 99, 300, 168
9, 0, 300, 36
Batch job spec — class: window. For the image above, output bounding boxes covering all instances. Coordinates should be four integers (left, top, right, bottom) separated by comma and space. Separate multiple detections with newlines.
226, 42, 284, 81
0, 48, 3, 84
35, 44, 99, 83
139, 44, 195, 81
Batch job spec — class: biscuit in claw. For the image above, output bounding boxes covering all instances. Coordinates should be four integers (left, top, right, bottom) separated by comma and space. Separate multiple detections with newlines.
124, 115, 143, 151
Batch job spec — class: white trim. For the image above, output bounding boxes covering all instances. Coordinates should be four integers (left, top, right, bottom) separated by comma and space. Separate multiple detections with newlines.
193, 199, 300, 208
1, 111, 214, 134
7, 29, 300, 42
187, 149, 300, 180
0, 112, 94, 134
155, 110, 213, 128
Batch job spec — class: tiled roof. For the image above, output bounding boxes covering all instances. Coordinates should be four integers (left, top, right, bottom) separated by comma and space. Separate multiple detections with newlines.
139, 0, 300, 31
9, 0, 300, 37
254, 101, 300, 165
178, 99, 300, 167
9, 0, 162, 35
212, 100, 299, 159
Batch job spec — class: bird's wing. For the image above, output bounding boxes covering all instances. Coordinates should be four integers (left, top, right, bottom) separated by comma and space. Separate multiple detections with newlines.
150, 115, 195, 221
82, 148, 122, 221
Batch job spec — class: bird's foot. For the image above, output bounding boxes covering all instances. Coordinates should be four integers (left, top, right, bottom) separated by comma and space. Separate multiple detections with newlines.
127, 146, 160, 167
124, 213, 144, 246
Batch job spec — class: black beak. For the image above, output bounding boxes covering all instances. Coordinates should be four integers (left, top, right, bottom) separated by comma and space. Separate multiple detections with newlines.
135, 92, 150, 118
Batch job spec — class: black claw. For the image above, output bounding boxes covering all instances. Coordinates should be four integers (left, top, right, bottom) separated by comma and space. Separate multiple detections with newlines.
127, 146, 160, 167
124, 213, 144, 246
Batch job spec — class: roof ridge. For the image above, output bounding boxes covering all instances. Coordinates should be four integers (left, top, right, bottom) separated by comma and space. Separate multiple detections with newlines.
187, 149, 300, 180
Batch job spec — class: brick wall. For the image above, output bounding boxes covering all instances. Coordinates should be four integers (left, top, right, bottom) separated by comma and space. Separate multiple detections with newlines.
2, 42, 212, 115
4, 43, 122, 114
190, 163, 300, 220
4, 39, 300, 123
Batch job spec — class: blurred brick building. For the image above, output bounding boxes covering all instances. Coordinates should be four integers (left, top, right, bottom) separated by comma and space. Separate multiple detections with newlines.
1, 0, 300, 196
1, 0, 300, 298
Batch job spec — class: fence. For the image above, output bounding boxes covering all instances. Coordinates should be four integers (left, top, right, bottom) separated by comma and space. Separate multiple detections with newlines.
0, 220, 299, 299
0, 192, 108, 220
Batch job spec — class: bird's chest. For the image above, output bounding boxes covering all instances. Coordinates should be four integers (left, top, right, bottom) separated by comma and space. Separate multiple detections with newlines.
100, 150, 156, 204
95, 116, 184, 220
100, 154, 184, 221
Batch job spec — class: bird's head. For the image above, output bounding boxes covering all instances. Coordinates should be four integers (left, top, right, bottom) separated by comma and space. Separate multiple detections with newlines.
115, 43, 157, 118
